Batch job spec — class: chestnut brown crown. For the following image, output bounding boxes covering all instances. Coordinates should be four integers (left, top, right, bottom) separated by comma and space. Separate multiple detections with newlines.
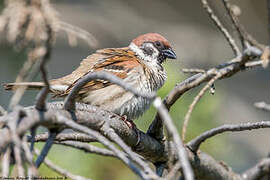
132, 33, 171, 48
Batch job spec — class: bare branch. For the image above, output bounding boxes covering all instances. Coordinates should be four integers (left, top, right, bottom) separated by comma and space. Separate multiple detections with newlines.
153, 97, 194, 180
165, 162, 181, 180
260, 47, 270, 68
245, 60, 263, 68
35, 20, 53, 111
104, 128, 157, 179
34, 148, 91, 180
187, 121, 270, 152
55, 114, 155, 180
58, 21, 98, 48
155, 163, 166, 177
201, 0, 241, 56
1, 148, 11, 178
56, 141, 116, 157
0, 102, 258, 180
254, 102, 270, 112
35, 131, 57, 168
165, 46, 261, 111
242, 157, 270, 180
14, 144, 25, 177
21, 137, 38, 177
182, 68, 206, 74
182, 72, 222, 141
148, 47, 261, 144
222, 0, 245, 47
29, 132, 96, 143
64, 71, 156, 111
267, 0, 270, 45
0, 105, 7, 116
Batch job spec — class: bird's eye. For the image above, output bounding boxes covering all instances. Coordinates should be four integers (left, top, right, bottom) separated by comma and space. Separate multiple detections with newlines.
155, 41, 162, 47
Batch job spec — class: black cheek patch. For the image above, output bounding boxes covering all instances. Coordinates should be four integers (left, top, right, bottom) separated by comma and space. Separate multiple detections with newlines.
143, 46, 154, 56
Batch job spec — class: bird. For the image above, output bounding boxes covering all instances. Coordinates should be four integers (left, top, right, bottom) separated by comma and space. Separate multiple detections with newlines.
4, 33, 177, 120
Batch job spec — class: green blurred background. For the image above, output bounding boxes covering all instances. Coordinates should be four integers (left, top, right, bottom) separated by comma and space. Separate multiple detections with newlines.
0, 0, 269, 179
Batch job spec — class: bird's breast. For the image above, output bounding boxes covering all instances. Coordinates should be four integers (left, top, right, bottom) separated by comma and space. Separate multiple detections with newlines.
79, 69, 166, 120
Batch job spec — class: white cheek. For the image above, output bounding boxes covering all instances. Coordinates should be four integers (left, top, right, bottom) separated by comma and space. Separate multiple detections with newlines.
129, 42, 159, 63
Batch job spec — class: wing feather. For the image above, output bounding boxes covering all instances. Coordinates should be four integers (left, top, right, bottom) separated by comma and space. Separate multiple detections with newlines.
54, 47, 141, 97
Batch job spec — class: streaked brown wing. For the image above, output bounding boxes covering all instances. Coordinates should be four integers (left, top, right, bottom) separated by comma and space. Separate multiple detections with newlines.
55, 47, 141, 97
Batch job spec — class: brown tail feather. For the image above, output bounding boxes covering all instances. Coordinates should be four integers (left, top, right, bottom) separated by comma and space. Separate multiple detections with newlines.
3, 82, 45, 91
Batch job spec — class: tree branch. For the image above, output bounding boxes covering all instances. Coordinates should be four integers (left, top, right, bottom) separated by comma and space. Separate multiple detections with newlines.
254, 102, 270, 112
55, 141, 116, 158
187, 121, 270, 152
0, 102, 265, 180
34, 148, 91, 180
35, 131, 57, 168
242, 157, 270, 180
201, 0, 241, 56
28, 132, 96, 143
153, 98, 194, 180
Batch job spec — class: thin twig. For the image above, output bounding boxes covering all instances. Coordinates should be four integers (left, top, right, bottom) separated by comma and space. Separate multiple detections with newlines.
201, 0, 241, 56
0, 105, 7, 116
34, 148, 91, 180
242, 157, 270, 180
56, 141, 116, 157
1, 148, 11, 177
35, 23, 53, 111
8, 60, 41, 109
28, 132, 96, 143
14, 145, 25, 177
0, 101, 265, 180
56, 114, 152, 180
261, 46, 270, 68
105, 127, 157, 178
244, 60, 263, 68
155, 163, 166, 177
182, 68, 206, 74
182, 72, 222, 141
35, 131, 57, 168
22, 136, 38, 177
165, 162, 181, 180
187, 121, 270, 152
254, 102, 270, 112
267, 0, 270, 45
30, 128, 36, 152
64, 71, 156, 111
153, 97, 194, 180
59, 21, 98, 48
165, 46, 261, 110
222, 0, 245, 48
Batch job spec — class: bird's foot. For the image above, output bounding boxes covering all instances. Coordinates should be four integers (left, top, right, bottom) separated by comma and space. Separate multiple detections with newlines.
120, 115, 141, 146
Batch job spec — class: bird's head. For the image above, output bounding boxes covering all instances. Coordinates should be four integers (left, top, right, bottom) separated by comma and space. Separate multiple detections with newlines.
129, 33, 177, 65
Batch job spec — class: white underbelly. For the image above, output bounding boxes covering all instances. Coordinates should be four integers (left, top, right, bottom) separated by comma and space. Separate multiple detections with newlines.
81, 84, 152, 119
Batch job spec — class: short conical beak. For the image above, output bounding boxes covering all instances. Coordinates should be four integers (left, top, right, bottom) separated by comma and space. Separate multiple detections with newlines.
162, 48, 177, 59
